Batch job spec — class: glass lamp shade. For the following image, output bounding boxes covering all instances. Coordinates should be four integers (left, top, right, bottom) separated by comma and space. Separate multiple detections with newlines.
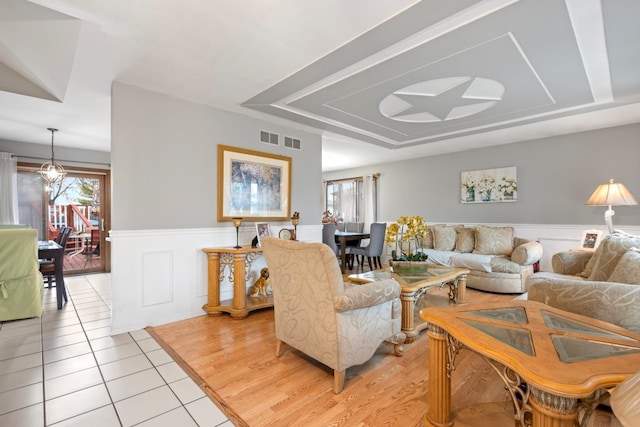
40, 161, 66, 184
232, 217, 243, 227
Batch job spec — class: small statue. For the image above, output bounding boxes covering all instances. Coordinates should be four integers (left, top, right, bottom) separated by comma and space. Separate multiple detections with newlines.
249, 267, 271, 297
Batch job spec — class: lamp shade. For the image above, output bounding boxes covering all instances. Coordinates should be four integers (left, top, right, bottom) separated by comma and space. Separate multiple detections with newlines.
585, 179, 638, 207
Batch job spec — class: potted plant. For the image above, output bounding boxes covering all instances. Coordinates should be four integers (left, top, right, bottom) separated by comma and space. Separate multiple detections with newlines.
385, 215, 429, 273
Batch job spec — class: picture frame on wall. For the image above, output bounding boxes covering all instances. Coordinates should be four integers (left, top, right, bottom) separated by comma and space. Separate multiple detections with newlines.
255, 222, 271, 247
461, 166, 517, 203
580, 229, 602, 250
217, 144, 292, 221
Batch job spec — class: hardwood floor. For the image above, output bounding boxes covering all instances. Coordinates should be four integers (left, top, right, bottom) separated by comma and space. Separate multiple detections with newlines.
149, 285, 519, 426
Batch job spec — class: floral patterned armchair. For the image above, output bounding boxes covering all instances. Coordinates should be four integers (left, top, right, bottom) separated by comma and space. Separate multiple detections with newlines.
261, 237, 405, 393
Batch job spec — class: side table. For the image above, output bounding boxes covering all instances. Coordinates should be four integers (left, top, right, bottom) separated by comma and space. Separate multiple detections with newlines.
202, 246, 271, 319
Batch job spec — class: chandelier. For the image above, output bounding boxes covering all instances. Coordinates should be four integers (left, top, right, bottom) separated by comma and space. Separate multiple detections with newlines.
40, 127, 66, 184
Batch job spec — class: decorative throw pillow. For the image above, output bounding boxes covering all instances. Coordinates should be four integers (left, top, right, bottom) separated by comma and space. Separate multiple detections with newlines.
473, 225, 514, 256
420, 227, 434, 249
607, 248, 640, 285
579, 234, 610, 278
455, 226, 475, 253
432, 225, 457, 251
588, 233, 640, 281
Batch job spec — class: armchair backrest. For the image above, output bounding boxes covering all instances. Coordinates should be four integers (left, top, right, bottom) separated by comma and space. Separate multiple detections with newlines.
366, 222, 387, 257
261, 237, 344, 365
322, 222, 339, 255
0, 229, 39, 280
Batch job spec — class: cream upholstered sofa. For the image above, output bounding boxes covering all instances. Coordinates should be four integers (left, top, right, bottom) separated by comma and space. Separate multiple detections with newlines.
416, 225, 543, 294
261, 237, 406, 393
527, 230, 640, 333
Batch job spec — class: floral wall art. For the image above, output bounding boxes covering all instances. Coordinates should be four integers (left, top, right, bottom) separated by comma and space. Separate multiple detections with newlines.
461, 166, 517, 203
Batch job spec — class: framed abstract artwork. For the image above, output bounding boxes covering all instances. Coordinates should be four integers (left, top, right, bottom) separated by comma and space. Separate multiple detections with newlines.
217, 145, 291, 221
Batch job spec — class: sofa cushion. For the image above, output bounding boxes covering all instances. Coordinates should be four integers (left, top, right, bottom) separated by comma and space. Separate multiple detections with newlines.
490, 257, 522, 274
432, 225, 457, 251
449, 253, 492, 272
455, 226, 475, 253
473, 225, 514, 256
421, 227, 434, 249
423, 249, 457, 266
608, 248, 640, 285
588, 233, 640, 281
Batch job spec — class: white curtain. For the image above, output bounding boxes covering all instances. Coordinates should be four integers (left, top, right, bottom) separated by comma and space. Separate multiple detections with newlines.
0, 152, 19, 224
362, 174, 376, 232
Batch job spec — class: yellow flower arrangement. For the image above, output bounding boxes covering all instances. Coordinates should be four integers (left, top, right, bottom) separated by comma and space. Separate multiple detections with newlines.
385, 215, 429, 261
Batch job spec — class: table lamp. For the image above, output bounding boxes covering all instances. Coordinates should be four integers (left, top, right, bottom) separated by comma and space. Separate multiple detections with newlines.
232, 217, 243, 248
586, 179, 638, 234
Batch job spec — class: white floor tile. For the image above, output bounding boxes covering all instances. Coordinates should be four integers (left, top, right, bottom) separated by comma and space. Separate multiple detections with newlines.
0, 352, 42, 375
81, 318, 112, 331
43, 341, 92, 364
42, 332, 87, 351
45, 383, 111, 425
45, 366, 103, 400
106, 368, 165, 402
0, 382, 42, 415
145, 348, 173, 367
129, 329, 151, 341
89, 333, 134, 352
136, 406, 198, 427
41, 324, 84, 339
44, 353, 97, 381
85, 327, 111, 340
94, 342, 142, 365
169, 377, 206, 405
156, 362, 188, 384
137, 337, 162, 353
114, 385, 181, 427
0, 403, 44, 427
185, 396, 229, 427
99, 354, 153, 382
49, 404, 120, 427
0, 366, 42, 393
0, 340, 42, 361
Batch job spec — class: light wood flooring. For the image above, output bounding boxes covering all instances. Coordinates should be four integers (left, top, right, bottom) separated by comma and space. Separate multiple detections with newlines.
148, 284, 527, 426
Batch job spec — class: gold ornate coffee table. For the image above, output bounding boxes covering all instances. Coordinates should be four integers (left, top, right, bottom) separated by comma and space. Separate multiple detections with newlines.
349, 266, 469, 343
420, 300, 640, 427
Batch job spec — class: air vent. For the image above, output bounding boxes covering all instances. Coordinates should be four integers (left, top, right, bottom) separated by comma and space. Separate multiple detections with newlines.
260, 130, 279, 145
284, 136, 301, 150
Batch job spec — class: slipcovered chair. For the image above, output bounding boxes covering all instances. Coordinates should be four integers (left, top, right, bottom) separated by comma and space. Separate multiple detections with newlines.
0, 228, 44, 321
261, 237, 406, 393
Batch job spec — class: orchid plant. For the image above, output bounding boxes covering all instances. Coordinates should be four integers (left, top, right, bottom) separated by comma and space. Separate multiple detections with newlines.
385, 215, 429, 261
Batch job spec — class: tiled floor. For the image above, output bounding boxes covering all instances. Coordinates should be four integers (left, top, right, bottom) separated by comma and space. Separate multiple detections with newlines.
0, 274, 233, 427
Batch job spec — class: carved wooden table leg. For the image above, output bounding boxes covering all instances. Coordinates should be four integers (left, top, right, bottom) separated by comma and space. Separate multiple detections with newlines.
203, 252, 222, 316
231, 252, 249, 319
424, 324, 453, 427
457, 274, 467, 304
401, 290, 417, 343
530, 387, 578, 427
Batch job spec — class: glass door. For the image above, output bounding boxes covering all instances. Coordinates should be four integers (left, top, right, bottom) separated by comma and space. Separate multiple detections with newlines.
17, 165, 110, 274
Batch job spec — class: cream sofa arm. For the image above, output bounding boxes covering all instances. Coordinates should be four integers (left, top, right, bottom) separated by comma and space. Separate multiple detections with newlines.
510, 240, 543, 266
334, 279, 401, 312
551, 249, 593, 275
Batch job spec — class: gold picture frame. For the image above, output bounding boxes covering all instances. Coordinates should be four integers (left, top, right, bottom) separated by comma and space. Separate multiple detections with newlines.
217, 145, 291, 221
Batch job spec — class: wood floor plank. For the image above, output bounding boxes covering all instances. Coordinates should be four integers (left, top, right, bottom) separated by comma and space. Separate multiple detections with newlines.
149, 285, 516, 426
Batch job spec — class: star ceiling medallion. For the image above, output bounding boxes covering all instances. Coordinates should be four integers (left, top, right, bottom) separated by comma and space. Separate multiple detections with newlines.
379, 77, 505, 123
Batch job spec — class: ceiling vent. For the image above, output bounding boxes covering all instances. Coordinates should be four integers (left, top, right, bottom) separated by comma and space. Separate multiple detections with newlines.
284, 136, 301, 150
260, 130, 279, 146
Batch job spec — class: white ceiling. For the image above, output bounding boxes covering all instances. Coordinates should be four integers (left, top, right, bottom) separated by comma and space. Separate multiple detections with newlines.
1, 0, 639, 172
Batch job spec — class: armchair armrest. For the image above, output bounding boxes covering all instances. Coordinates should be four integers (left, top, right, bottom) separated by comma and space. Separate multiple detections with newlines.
510, 240, 543, 266
334, 279, 401, 312
551, 249, 593, 275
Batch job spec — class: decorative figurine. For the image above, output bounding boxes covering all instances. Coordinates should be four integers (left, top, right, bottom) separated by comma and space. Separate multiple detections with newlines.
248, 267, 271, 297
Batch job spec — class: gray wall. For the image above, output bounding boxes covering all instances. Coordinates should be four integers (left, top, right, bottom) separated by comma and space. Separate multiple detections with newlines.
0, 139, 110, 169
111, 82, 322, 230
323, 123, 640, 227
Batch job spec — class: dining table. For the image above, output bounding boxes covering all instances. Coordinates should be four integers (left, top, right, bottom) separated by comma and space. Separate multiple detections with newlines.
334, 230, 370, 273
38, 240, 68, 309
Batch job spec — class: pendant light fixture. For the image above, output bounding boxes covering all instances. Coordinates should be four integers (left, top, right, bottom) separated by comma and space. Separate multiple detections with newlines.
40, 127, 66, 184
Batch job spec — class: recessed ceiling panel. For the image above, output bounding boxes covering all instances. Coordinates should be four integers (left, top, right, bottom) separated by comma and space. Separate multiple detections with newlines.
243, 0, 614, 149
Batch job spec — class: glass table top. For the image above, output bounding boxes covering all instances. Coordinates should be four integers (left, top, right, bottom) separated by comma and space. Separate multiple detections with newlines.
459, 306, 640, 363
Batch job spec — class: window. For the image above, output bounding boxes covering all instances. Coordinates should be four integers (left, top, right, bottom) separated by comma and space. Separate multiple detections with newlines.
325, 178, 363, 223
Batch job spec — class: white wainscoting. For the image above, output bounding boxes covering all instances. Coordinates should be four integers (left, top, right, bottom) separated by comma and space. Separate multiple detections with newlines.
109, 224, 322, 334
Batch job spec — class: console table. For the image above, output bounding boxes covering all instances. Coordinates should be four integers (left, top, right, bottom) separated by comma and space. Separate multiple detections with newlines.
202, 246, 271, 319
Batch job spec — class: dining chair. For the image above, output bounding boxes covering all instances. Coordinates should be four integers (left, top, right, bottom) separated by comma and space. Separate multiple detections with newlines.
322, 222, 339, 256
40, 225, 71, 288
82, 228, 100, 267
349, 222, 386, 270
345, 221, 364, 267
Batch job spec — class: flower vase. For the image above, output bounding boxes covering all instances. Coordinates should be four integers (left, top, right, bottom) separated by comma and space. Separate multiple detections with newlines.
389, 260, 430, 276
466, 187, 475, 202
504, 191, 514, 200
